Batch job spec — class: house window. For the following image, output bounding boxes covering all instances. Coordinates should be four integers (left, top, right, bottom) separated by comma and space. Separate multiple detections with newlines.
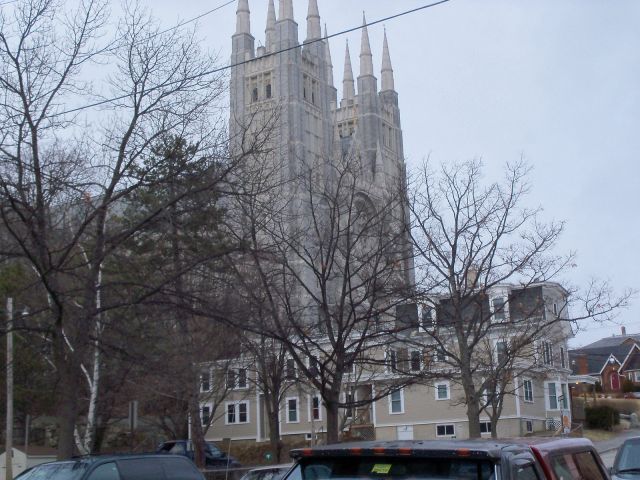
543, 342, 553, 365
308, 355, 320, 377
547, 382, 558, 410
237, 368, 248, 389
311, 395, 321, 421
435, 382, 450, 400
265, 83, 272, 99
523, 379, 534, 403
226, 401, 249, 424
389, 389, 404, 414
387, 349, 398, 372
526, 420, 534, 433
634, 372, 640, 383
345, 392, 354, 419
251, 87, 259, 103
560, 347, 566, 369
492, 297, 506, 322
436, 349, 447, 363
201, 371, 210, 392
410, 351, 422, 371
286, 359, 297, 379
201, 405, 211, 426
287, 397, 299, 423
226, 369, 236, 389
420, 305, 434, 330
496, 341, 508, 365
479, 421, 492, 435
226, 368, 247, 389
560, 384, 569, 409
436, 424, 455, 437
553, 303, 558, 315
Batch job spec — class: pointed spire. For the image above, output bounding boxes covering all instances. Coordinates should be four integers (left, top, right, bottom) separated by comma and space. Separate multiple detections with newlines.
235, 0, 251, 35
381, 28, 395, 91
325, 24, 334, 87
306, 0, 321, 41
359, 13, 373, 77
343, 40, 355, 101
266, 0, 276, 51
279, 0, 294, 21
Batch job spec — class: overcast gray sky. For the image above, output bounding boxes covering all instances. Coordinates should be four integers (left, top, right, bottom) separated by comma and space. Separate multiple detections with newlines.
138, 0, 639, 347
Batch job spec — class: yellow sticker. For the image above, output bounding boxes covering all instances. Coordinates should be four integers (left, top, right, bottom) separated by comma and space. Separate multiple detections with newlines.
371, 464, 393, 474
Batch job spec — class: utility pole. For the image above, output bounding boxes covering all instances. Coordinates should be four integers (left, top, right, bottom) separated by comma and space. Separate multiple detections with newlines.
6, 297, 14, 480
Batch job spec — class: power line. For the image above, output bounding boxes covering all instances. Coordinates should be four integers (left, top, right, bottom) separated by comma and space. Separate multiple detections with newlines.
47, 0, 452, 119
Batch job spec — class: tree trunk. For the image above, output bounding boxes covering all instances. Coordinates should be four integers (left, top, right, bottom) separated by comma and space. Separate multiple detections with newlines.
325, 393, 341, 444
464, 385, 481, 439
267, 401, 282, 463
56, 352, 80, 459
189, 391, 207, 469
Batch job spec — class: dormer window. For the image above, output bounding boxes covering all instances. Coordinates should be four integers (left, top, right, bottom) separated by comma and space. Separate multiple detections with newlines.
492, 297, 506, 322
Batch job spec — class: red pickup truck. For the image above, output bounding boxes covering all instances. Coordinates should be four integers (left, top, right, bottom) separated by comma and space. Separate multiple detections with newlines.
288, 437, 608, 480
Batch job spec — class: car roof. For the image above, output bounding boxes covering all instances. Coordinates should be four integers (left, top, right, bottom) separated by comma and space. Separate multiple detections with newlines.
40, 454, 192, 467
247, 464, 293, 471
290, 438, 595, 461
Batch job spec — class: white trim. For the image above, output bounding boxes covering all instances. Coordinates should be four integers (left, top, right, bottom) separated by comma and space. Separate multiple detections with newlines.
256, 392, 262, 441
598, 354, 621, 375
435, 381, 450, 400
285, 396, 300, 424
515, 380, 521, 417
374, 414, 549, 428
620, 344, 640, 372
388, 389, 405, 414
372, 384, 377, 427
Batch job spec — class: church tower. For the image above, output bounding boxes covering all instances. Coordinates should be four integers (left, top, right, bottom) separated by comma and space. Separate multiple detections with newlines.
229, 0, 412, 286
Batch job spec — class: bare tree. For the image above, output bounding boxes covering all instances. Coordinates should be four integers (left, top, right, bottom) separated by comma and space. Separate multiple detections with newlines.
405, 159, 632, 438
0, 0, 229, 458
226, 151, 415, 444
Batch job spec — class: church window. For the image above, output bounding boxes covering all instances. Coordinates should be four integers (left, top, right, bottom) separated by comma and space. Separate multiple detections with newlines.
266, 83, 272, 99
251, 87, 259, 103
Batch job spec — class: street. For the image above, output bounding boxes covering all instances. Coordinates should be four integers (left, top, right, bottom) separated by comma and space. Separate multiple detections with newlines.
600, 450, 616, 469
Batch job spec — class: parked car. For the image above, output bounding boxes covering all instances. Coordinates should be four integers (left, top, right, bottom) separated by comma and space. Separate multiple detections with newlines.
611, 436, 640, 480
14, 454, 204, 480
240, 464, 293, 480
157, 440, 241, 469
288, 438, 608, 480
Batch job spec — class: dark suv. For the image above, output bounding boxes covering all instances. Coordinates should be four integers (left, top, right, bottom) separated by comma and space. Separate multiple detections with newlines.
288, 438, 608, 480
157, 440, 241, 469
15, 454, 203, 480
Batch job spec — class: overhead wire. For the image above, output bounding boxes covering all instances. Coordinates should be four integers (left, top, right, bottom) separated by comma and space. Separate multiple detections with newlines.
46, 0, 452, 119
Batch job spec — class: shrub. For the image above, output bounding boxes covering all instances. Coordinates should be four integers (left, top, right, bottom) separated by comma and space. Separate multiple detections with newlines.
585, 405, 620, 430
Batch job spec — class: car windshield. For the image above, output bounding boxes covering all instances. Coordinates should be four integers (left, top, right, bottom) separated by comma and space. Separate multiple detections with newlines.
287, 457, 494, 480
17, 462, 88, 480
616, 440, 640, 472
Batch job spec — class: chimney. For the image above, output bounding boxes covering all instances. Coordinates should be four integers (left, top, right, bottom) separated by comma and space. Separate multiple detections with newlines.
622, 326, 627, 336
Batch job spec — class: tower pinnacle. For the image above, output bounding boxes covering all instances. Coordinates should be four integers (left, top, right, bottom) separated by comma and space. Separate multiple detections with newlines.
381, 29, 395, 91
343, 40, 355, 102
266, 0, 276, 51
235, 0, 251, 35
279, 0, 294, 21
306, 0, 321, 41
325, 24, 334, 87
359, 13, 373, 77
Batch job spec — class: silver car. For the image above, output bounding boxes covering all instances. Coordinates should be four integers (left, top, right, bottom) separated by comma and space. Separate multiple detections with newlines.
612, 437, 640, 480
